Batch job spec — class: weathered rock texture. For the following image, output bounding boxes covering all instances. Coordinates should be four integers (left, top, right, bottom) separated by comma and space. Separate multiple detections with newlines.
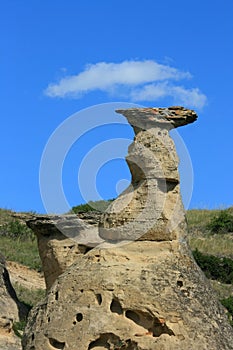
0, 253, 28, 350
23, 242, 233, 350
99, 107, 197, 242
27, 213, 102, 290
23, 107, 233, 350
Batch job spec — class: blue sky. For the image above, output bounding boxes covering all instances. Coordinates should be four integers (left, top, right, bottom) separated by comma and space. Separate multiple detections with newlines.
1, 0, 233, 213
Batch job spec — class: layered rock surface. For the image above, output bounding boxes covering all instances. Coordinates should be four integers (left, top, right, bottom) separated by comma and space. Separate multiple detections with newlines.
23, 107, 233, 349
27, 213, 102, 290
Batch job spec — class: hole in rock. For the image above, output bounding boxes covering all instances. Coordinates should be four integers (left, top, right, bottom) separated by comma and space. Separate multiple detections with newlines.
96, 293, 102, 305
55, 291, 59, 301
166, 181, 179, 191
78, 244, 94, 254
76, 313, 83, 322
29, 347, 35, 350
125, 310, 140, 324
157, 179, 178, 193
48, 337, 66, 349
86, 247, 94, 254
125, 310, 175, 338
48, 317, 50, 323
151, 318, 175, 337
31, 333, 35, 341
177, 280, 183, 288
88, 333, 122, 349
110, 298, 123, 315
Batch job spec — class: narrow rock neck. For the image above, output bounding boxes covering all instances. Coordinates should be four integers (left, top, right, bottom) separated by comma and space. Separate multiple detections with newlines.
99, 107, 197, 243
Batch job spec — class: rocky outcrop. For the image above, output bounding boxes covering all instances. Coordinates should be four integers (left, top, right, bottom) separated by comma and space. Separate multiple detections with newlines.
26, 213, 102, 290
99, 106, 197, 242
0, 252, 28, 350
22, 107, 233, 350
23, 242, 233, 350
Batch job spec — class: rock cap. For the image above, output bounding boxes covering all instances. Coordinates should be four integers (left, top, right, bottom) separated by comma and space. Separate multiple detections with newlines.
116, 106, 198, 130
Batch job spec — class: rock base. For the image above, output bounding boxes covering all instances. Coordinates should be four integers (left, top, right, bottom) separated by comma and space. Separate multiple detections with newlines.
22, 241, 233, 350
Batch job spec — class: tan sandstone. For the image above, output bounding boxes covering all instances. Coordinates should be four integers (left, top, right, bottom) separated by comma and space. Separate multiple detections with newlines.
26, 213, 102, 290
22, 107, 233, 350
22, 241, 233, 350
99, 107, 197, 242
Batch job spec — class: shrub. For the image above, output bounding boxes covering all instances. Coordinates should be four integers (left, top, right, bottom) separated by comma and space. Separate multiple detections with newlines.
71, 199, 114, 213
0, 219, 34, 240
206, 209, 233, 234
192, 249, 233, 284
0, 236, 41, 270
13, 320, 27, 338
71, 203, 95, 213
221, 296, 233, 327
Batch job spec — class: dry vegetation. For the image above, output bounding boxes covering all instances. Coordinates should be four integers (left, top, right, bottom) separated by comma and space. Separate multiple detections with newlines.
187, 207, 233, 258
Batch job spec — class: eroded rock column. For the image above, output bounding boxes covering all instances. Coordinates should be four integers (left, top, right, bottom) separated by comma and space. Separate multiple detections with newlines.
99, 106, 197, 242
22, 107, 233, 350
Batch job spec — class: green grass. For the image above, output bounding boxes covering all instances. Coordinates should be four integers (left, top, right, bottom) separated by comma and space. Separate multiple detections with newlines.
210, 280, 233, 299
0, 208, 41, 270
0, 208, 35, 224
11, 283, 46, 338
13, 320, 27, 339
13, 282, 46, 308
187, 208, 233, 328
207, 209, 233, 234
187, 207, 233, 257
0, 236, 41, 270
220, 296, 233, 327
71, 199, 114, 213
189, 234, 233, 258
187, 207, 233, 228
192, 249, 233, 284
186, 209, 222, 228
0, 208, 15, 226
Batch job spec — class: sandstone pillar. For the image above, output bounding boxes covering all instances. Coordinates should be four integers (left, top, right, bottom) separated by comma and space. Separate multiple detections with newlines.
22, 107, 233, 350
99, 106, 197, 242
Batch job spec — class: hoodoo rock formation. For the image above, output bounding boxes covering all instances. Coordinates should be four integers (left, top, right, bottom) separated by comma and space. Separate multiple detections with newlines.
99, 106, 197, 242
23, 107, 233, 350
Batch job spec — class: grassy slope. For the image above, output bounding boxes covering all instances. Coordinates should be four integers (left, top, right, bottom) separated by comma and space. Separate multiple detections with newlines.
0, 209, 41, 270
0, 209, 43, 308
187, 208, 233, 258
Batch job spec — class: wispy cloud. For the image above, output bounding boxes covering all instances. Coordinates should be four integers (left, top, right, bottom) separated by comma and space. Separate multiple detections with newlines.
130, 82, 207, 109
44, 60, 207, 109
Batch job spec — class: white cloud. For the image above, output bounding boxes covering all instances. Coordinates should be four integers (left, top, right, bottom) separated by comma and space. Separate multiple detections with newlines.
44, 60, 207, 109
131, 83, 207, 109
170, 86, 207, 109
130, 82, 169, 101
